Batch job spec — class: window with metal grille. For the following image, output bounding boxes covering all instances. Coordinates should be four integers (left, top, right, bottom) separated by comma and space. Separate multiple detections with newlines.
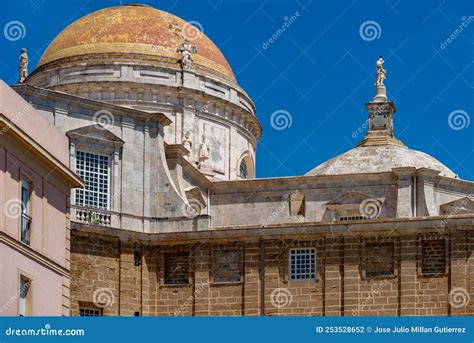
79, 308, 102, 316
239, 159, 248, 179
289, 248, 316, 281
75, 151, 109, 209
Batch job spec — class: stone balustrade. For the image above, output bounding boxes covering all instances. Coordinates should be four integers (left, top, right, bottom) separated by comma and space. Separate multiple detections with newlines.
72, 206, 112, 227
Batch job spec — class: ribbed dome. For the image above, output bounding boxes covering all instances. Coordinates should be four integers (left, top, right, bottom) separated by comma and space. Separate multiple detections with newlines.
37, 4, 235, 82
306, 144, 457, 178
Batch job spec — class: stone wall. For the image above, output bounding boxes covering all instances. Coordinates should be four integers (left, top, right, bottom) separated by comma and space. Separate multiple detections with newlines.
70, 228, 473, 316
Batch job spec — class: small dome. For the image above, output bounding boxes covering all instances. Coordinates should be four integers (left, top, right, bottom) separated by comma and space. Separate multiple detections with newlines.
306, 144, 457, 178
37, 4, 235, 82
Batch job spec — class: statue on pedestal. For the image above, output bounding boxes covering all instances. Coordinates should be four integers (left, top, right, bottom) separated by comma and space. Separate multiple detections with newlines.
178, 39, 197, 70
375, 56, 386, 87
18, 48, 28, 83
181, 131, 192, 158
198, 134, 210, 169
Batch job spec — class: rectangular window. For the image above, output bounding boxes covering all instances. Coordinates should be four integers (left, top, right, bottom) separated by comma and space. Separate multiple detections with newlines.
364, 243, 394, 277
79, 308, 102, 316
213, 250, 242, 283
422, 240, 446, 275
18, 276, 31, 316
164, 252, 189, 285
289, 248, 316, 281
20, 179, 31, 245
75, 151, 109, 209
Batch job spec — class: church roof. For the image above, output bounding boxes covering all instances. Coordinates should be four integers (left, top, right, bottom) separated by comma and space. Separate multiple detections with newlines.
306, 57, 457, 179
305, 144, 457, 178
36, 4, 235, 83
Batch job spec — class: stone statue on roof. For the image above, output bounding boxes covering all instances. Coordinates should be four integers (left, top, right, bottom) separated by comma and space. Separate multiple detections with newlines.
375, 56, 386, 87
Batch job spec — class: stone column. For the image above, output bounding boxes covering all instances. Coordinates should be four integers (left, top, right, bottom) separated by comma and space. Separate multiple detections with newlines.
416, 168, 440, 217
449, 230, 468, 316
141, 244, 158, 316
243, 241, 261, 316
194, 245, 210, 316
343, 236, 360, 316
399, 234, 417, 315
119, 241, 142, 316
392, 167, 416, 218
324, 237, 343, 316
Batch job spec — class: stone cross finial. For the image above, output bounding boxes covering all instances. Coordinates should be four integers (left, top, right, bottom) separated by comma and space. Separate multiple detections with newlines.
178, 39, 197, 70
19, 48, 28, 83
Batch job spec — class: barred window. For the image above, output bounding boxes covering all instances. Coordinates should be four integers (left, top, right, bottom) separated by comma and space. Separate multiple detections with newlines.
213, 250, 242, 283
79, 308, 102, 316
164, 252, 189, 285
75, 151, 109, 209
289, 248, 316, 281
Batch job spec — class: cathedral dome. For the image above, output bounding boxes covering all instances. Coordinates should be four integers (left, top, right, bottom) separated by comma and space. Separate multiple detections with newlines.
36, 4, 235, 83
305, 144, 457, 178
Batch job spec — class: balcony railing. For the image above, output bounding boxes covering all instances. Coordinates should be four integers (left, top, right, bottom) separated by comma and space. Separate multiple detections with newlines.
20, 213, 31, 245
72, 206, 112, 227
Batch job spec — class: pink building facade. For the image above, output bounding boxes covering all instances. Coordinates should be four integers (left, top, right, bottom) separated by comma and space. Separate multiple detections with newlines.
0, 80, 83, 316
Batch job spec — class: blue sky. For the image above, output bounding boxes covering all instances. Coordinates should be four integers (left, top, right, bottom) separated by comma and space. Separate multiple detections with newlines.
1, 0, 473, 179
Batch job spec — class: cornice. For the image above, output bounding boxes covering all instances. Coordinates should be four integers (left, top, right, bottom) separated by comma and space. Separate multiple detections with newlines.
0, 231, 69, 278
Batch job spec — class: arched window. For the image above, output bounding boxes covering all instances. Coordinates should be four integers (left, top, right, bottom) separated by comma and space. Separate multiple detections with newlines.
239, 159, 248, 179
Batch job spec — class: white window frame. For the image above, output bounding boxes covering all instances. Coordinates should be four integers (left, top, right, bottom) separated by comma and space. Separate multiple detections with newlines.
74, 150, 111, 210
288, 248, 316, 281
19, 177, 32, 245
18, 274, 31, 316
